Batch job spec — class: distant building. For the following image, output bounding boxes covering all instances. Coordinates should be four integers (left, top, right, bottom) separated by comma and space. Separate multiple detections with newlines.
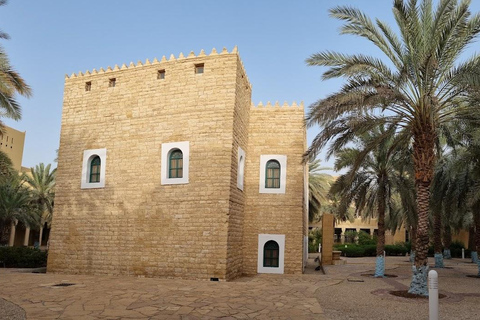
48, 47, 308, 280
0, 125, 25, 172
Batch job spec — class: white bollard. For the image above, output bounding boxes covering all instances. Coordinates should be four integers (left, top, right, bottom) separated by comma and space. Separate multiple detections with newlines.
318, 244, 322, 253
462, 248, 465, 259
428, 270, 439, 320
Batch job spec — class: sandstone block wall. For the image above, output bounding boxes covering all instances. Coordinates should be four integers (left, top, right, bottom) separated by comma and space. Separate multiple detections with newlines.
49, 47, 306, 280
49, 49, 245, 280
243, 102, 306, 275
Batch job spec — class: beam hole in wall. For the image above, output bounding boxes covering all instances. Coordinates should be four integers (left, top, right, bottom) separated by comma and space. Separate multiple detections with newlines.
157, 69, 165, 79
195, 63, 204, 74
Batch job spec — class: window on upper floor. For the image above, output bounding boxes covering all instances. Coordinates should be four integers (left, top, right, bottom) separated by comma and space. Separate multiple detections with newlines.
89, 156, 101, 183
109, 78, 116, 87
81, 148, 107, 189
85, 81, 92, 91
265, 160, 280, 189
161, 141, 189, 185
169, 149, 183, 179
259, 155, 287, 194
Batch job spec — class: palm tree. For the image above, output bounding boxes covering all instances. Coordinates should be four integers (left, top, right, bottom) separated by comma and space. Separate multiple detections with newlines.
0, 175, 37, 244
306, 0, 480, 295
22, 163, 56, 246
308, 159, 333, 222
329, 125, 410, 277
0, 0, 32, 131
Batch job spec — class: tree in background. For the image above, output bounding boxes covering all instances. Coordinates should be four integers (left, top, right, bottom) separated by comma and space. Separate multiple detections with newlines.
23, 163, 56, 246
306, 0, 480, 295
0, 175, 37, 244
329, 125, 410, 277
308, 159, 333, 222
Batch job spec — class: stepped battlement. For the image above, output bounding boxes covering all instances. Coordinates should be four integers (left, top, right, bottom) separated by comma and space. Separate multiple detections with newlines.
65, 46, 250, 88
251, 101, 304, 109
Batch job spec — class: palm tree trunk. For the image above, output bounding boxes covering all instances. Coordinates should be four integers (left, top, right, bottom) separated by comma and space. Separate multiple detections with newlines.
374, 182, 386, 277
443, 225, 452, 259
475, 211, 480, 277
410, 225, 417, 263
38, 226, 43, 247
469, 225, 478, 263
434, 209, 444, 267
409, 126, 435, 296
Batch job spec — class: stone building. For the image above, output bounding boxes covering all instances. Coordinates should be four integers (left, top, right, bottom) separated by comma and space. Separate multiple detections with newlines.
0, 124, 25, 172
48, 47, 308, 280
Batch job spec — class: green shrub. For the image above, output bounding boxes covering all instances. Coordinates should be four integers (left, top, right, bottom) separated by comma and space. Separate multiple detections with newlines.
344, 230, 357, 244
385, 244, 408, 256
404, 241, 412, 253
363, 245, 377, 256
450, 240, 465, 250
449, 241, 471, 258
334, 244, 376, 257
0, 246, 47, 268
357, 231, 377, 246
308, 228, 322, 253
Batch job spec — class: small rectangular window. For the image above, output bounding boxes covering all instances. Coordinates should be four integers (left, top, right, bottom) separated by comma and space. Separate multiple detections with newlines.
195, 63, 204, 74
85, 81, 91, 91
109, 78, 116, 87
157, 69, 165, 79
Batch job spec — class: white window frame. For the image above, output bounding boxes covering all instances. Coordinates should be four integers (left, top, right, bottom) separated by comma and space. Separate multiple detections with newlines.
161, 141, 189, 185
237, 147, 245, 190
81, 148, 107, 189
259, 155, 287, 194
257, 234, 285, 274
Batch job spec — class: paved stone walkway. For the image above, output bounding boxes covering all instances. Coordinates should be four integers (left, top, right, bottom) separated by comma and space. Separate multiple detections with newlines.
0, 270, 330, 319
1, 256, 479, 319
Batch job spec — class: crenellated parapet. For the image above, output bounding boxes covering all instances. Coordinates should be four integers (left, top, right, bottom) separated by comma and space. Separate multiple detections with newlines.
65, 46, 250, 88
251, 101, 304, 109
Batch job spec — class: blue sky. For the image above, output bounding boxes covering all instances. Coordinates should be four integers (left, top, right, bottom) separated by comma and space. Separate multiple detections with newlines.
1, 1, 480, 172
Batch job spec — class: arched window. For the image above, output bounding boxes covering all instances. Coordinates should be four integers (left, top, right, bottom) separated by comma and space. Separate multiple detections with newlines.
169, 149, 183, 178
265, 160, 280, 188
89, 156, 101, 183
263, 240, 279, 267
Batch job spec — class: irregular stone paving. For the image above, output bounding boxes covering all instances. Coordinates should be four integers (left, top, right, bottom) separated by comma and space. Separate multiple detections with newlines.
1, 257, 479, 319
0, 270, 330, 319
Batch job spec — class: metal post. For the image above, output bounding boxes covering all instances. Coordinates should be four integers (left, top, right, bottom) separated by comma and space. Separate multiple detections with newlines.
462, 248, 465, 260
428, 270, 439, 320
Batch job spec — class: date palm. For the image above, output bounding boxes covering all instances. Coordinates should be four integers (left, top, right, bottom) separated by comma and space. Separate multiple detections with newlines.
329, 125, 410, 277
0, 0, 32, 131
22, 163, 56, 245
306, 0, 480, 295
308, 159, 333, 222
0, 175, 37, 244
